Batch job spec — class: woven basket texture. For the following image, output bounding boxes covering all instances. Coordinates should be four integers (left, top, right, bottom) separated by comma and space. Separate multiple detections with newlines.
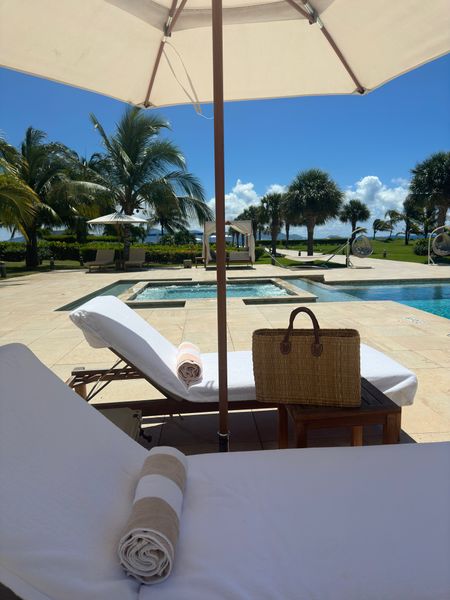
252, 328, 361, 406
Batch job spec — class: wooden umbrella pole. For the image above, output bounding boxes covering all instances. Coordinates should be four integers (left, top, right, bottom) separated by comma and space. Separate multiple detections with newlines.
212, 0, 229, 452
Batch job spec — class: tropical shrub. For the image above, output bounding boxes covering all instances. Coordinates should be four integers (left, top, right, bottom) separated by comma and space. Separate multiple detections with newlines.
414, 239, 428, 256
42, 234, 78, 243
0, 242, 27, 262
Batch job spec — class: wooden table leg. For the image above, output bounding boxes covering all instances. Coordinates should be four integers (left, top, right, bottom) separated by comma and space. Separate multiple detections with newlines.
295, 422, 308, 448
352, 425, 363, 446
278, 405, 288, 449
383, 412, 401, 444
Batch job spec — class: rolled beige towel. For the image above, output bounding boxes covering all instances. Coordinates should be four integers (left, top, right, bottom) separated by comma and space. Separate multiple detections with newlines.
118, 447, 188, 584
176, 341, 203, 388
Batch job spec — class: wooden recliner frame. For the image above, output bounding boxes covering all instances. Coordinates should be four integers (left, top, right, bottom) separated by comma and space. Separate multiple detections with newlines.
66, 348, 278, 417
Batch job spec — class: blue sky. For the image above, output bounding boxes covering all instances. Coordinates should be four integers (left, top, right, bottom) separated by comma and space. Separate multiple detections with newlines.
1, 53, 449, 238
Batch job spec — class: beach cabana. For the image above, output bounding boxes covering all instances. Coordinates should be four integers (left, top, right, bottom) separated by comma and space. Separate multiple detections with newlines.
203, 220, 255, 265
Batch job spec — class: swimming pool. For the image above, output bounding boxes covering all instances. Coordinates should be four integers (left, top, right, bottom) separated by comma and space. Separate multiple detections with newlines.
134, 281, 292, 300
289, 278, 450, 319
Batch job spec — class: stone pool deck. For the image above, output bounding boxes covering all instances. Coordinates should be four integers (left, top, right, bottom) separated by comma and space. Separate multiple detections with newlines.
0, 258, 449, 453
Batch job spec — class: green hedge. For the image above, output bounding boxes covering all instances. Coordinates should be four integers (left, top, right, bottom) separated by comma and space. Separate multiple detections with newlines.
86, 235, 120, 242
0, 241, 270, 265
42, 234, 78, 243
0, 242, 26, 262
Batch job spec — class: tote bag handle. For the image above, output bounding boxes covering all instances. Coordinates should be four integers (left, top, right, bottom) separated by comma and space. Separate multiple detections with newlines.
280, 307, 323, 357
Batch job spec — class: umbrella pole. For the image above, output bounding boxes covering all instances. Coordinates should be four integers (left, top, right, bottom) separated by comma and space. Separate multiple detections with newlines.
212, 0, 229, 452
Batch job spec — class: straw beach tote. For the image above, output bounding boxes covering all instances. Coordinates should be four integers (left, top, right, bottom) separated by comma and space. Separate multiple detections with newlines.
252, 307, 361, 407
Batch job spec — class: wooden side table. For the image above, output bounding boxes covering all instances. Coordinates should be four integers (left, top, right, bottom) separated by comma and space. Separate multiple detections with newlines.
277, 378, 401, 449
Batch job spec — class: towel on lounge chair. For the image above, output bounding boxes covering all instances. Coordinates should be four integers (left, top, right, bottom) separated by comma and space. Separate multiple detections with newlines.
118, 447, 187, 585
176, 341, 203, 388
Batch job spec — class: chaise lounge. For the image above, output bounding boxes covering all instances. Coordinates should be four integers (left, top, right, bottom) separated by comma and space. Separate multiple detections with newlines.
124, 247, 147, 271
68, 296, 418, 417
226, 250, 253, 267
84, 249, 116, 272
0, 342, 449, 600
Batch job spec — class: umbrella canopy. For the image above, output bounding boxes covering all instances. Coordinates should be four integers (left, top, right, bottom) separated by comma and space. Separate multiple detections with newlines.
87, 212, 148, 225
2, 0, 449, 450
1, 0, 448, 106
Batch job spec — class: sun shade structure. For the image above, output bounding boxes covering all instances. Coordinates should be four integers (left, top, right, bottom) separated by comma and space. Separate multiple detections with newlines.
1, 0, 449, 451
1, 0, 449, 106
87, 212, 148, 225
203, 220, 255, 264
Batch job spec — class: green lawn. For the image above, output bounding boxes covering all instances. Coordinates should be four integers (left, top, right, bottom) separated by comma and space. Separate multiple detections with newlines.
285, 238, 449, 265
2, 238, 448, 280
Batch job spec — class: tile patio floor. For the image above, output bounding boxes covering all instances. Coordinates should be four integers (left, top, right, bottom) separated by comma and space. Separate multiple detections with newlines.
1, 258, 449, 453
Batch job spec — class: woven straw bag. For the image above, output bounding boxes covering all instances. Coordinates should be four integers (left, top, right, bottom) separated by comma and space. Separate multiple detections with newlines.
252, 306, 361, 407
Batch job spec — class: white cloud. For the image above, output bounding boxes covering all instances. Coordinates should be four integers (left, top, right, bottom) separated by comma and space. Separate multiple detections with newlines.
344, 175, 409, 219
311, 175, 410, 238
206, 175, 410, 238
266, 183, 287, 195
208, 179, 286, 221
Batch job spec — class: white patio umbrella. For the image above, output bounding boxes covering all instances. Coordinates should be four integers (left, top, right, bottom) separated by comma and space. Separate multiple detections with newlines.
87, 213, 148, 225
2, 0, 449, 450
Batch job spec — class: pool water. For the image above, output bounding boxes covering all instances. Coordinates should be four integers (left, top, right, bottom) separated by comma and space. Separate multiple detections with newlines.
56, 281, 140, 311
135, 281, 291, 300
335, 281, 450, 319
289, 279, 450, 319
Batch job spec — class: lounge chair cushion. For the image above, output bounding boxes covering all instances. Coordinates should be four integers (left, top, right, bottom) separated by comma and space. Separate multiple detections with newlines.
70, 296, 417, 406
0, 344, 448, 600
139, 443, 450, 600
70, 296, 187, 400
0, 343, 147, 600
196, 344, 417, 405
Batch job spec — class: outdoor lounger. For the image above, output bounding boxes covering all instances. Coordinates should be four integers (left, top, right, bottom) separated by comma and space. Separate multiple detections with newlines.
68, 296, 418, 415
226, 250, 253, 267
84, 249, 116, 272
124, 247, 147, 270
1, 343, 449, 600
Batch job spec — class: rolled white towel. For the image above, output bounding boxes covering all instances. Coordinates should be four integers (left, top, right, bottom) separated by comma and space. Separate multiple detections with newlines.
118, 447, 188, 584
176, 341, 203, 388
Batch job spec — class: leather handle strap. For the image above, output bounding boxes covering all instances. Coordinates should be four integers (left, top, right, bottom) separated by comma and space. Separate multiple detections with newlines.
280, 306, 323, 357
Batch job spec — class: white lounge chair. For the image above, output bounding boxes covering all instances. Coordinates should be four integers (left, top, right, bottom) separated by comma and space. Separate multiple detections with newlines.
227, 250, 253, 267
68, 296, 417, 415
0, 343, 449, 600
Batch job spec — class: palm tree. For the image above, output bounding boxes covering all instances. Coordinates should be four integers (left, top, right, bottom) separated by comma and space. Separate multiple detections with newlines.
372, 218, 391, 239
409, 151, 450, 227
148, 189, 190, 236
65, 151, 114, 242
418, 205, 437, 238
339, 199, 370, 242
256, 205, 268, 241
287, 169, 343, 256
384, 209, 403, 239
401, 196, 422, 245
0, 129, 74, 267
261, 193, 284, 255
73, 107, 210, 259
281, 195, 301, 248
0, 174, 38, 233
236, 205, 260, 241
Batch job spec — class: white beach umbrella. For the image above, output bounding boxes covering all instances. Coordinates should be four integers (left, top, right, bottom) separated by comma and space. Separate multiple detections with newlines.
2, 0, 449, 106
2, 0, 449, 450
87, 213, 148, 225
